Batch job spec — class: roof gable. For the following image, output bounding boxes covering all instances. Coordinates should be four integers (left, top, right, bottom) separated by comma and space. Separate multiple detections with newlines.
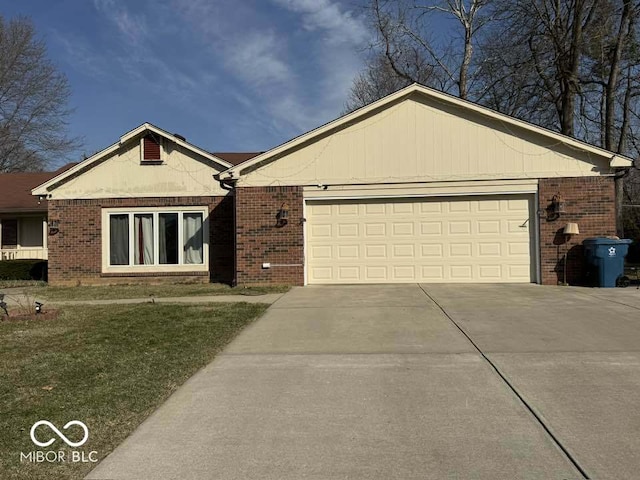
222, 84, 632, 186
33, 123, 232, 197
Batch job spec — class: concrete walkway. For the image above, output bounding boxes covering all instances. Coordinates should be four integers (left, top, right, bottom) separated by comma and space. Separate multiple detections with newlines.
0, 290, 283, 308
83, 283, 640, 480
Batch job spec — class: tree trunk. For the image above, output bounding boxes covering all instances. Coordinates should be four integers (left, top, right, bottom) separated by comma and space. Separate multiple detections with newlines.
605, 0, 632, 151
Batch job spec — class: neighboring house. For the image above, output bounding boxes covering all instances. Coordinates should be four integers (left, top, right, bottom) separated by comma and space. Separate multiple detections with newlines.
0, 165, 75, 261
32, 84, 633, 286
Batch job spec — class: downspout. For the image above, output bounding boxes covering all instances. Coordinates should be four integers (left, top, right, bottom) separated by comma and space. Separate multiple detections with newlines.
214, 173, 238, 286
614, 167, 631, 238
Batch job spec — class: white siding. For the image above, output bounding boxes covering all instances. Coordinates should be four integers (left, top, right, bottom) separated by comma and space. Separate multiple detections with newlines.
239, 95, 611, 187
48, 141, 228, 199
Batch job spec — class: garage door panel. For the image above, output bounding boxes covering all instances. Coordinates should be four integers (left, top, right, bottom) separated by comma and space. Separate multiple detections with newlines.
478, 220, 500, 234
449, 243, 472, 257
422, 265, 445, 280
365, 223, 386, 236
393, 265, 416, 280
310, 266, 332, 281
450, 265, 473, 279
449, 200, 471, 212
421, 244, 443, 257
306, 196, 534, 284
448, 221, 471, 235
337, 245, 359, 259
310, 245, 332, 259
365, 265, 387, 280
337, 223, 358, 237
365, 244, 387, 258
477, 200, 500, 212
393, 244, 415, 257
420, 202, 442, 214
310, 224, 332, 237
479, 265, 502, 279
392, 223, 414, 236
338, 204, 358, 216
508, 242, 530, 256
364, 203, 385, 215
420, 222, 442, 235
478, 242, 501, 256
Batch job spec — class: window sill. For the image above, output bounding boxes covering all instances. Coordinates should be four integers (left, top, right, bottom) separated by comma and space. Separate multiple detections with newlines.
101, 270, 208, 278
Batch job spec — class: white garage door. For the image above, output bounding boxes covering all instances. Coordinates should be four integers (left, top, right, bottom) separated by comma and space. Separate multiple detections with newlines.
306, 195, 534, 284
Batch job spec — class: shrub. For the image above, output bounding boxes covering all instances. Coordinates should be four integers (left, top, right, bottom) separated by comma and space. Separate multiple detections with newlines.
0, 260, 48, 281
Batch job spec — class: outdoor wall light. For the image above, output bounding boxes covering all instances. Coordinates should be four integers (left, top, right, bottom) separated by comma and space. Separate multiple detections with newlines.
551, 194, 566, 215
48, 219, 60, 236
276, 203, 290, 228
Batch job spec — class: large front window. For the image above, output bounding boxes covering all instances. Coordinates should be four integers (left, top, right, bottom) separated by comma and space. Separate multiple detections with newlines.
106, 209, 206, 269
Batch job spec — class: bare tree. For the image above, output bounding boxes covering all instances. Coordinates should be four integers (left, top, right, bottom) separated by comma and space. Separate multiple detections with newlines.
0, 15, 79, 172
344, 54, 414, 113
345, 0, 493, 112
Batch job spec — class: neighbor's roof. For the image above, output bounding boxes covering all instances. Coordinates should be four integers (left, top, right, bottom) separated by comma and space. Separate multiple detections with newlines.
213, 152, 263, 166
0, 164, 76, 213
220, 83, 633, 179
32, 123, 234, 196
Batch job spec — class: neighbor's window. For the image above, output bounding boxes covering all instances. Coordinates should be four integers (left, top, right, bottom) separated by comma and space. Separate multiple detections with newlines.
108, 211, 204, 267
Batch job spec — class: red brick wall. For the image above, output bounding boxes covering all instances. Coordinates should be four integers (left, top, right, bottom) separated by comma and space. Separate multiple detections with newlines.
539, 176, 616, 285
234, 186, 304, 285
47, 196, 233, 286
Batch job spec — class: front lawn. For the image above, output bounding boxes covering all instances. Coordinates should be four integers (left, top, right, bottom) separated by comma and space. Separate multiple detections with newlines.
14, 283, 290, 301
0, 302, 268, 480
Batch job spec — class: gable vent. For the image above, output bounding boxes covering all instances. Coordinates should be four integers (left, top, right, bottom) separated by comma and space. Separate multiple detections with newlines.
143, 134, 161, 161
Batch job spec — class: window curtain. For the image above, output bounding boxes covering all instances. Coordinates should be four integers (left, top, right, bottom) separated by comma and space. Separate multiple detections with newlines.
109, 215, 129, 265
159, 213, 178, 264
183, 213, 203, 264
134, 214, 154, 265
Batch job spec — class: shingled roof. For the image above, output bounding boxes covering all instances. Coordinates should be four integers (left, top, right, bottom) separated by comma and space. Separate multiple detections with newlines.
0, 164, 76, 214
213, 152, 263, 165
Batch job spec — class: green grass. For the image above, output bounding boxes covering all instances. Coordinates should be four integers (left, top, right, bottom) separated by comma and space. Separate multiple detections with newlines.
0, 302, 268, 480
16, 283, 290, 301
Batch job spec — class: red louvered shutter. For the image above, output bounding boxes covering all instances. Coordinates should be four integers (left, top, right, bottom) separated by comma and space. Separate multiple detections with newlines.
143, 135, 161, 161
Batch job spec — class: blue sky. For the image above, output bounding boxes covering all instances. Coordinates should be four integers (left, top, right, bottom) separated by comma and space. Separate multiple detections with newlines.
1, 0, 369, 165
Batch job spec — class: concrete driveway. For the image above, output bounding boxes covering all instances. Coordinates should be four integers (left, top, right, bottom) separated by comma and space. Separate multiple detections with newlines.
87, 284, 640, 480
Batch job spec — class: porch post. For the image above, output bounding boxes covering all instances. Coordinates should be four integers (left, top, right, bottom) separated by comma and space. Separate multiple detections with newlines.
42, 217, 48, 251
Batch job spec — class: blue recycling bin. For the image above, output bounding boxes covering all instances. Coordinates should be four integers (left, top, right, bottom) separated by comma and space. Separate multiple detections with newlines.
583, 237, 632, 287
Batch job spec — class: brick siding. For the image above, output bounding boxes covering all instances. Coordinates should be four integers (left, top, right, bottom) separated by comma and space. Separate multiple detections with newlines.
234, 186, 304, 285
539, 176, 616, 286
47, 196, 233, 286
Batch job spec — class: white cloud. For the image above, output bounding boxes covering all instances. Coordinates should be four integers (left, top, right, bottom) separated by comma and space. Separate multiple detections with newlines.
226, 31, 293, 88
61, 1, 217, 105
68, 0, 369, 149
271, 0, 368, 118
272, 0, 368, 46
170, 0, 368, 140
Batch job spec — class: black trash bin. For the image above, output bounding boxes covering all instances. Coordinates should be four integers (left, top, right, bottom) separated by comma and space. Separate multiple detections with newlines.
583, 237, 633, 287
